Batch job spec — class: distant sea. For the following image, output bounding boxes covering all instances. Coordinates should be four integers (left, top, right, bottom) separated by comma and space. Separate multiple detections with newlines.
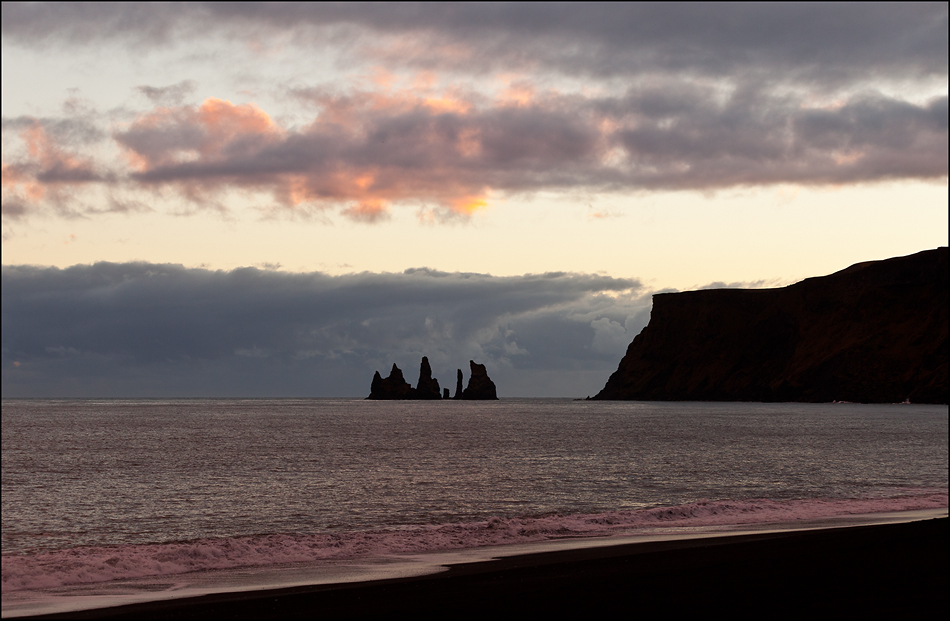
2, 399, 947, 615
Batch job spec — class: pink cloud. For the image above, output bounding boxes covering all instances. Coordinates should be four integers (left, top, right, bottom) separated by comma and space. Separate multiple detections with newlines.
1, 120, 102, 216
114, 92, 510, 219
5, 84, 945, 224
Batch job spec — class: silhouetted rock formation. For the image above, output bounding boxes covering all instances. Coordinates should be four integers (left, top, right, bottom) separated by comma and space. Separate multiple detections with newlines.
454, 369, 463, 399
415, 356, 442, 400
368, 364, 415, 400
461, 360, 499, 400
443, 388, 450, 399
593, 248, 948, 404
368, 357, 501, 400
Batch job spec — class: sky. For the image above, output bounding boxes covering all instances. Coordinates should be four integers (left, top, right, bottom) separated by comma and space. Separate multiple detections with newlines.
2, 3, 947, 397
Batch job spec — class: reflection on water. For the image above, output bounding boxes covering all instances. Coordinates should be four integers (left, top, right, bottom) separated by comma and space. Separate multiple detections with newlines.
3, 399, 947, 555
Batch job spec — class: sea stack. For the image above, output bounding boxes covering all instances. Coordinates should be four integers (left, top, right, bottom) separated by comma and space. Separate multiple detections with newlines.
461, 360, 499, 400
367, 363, 414, 400
593, 248, 948, 403
415, 356, 442, 400
454, 369, 464, 399
368, 357, 501, 400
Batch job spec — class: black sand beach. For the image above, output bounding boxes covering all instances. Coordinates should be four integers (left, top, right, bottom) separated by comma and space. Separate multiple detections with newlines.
27, 518, 947, 620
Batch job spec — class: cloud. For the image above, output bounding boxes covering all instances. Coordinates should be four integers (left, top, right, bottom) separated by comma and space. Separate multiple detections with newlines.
2, 5, 946, 224
2, 115, 106, 145
0, 3, 192, 47
1, 197, 30, 221
696, 279, 788, 291
110, 89, 605, 216
115, 89, 947, 208
4, 86, 946, 223
120, 98, 283, 167
590, 317, 628, 355
2, 262, 649, 397
612, 88, 948, 188
136, 80, 197, 106
3, 4, 945, 85
1, 118, 107, 218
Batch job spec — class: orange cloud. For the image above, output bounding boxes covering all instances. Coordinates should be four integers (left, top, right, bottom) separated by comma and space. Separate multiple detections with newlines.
119, 98, 283, 170
307, 90, 474, 128
421, 96, 473, 114
110, 83, 947, 223
448, 193, 489, 214
196, 98, 280, 146
118, 89, 502, 219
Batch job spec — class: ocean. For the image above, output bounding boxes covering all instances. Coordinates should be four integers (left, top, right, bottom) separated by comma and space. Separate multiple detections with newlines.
2, 398, 947, 616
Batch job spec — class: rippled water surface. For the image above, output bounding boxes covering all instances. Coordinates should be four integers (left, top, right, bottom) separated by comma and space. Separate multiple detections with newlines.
3, 399, 946, 556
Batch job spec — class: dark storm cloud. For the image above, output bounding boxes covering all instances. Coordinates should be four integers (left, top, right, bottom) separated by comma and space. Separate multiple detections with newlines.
3, 3, 946, 84
1, 263, 649, 397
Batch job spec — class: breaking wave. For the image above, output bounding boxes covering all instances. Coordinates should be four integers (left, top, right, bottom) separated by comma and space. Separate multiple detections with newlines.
3, 491, 946, 594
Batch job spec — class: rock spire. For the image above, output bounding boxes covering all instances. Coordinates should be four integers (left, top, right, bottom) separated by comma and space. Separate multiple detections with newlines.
461, 360, 499, 400
367, 357, 500, 400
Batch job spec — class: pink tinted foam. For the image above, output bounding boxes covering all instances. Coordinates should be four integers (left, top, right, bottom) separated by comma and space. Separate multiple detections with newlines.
3, 491, 946, 593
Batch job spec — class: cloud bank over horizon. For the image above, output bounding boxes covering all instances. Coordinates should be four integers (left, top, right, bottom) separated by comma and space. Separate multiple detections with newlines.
2, 262, 654, 397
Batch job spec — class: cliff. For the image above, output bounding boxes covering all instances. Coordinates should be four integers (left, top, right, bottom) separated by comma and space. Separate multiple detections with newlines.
593, 248, 948, 403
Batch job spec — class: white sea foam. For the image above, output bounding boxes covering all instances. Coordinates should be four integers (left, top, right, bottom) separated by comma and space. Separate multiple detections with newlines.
3, 491, 946, 594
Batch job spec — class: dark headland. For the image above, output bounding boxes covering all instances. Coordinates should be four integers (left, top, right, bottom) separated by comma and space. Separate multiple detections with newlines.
594, 247, 948, 403
368, 357, 498, 400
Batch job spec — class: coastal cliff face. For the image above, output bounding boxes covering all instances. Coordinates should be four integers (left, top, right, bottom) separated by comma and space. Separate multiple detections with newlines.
594, 248, 948, 403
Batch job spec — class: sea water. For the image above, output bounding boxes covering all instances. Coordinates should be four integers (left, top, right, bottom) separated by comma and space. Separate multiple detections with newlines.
2, 399, 947, 615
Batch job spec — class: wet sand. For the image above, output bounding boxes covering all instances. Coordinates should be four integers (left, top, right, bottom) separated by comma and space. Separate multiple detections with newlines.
26, 518, 948, 620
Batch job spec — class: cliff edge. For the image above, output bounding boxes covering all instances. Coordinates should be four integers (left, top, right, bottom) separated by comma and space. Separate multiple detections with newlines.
593, 248, 948, 403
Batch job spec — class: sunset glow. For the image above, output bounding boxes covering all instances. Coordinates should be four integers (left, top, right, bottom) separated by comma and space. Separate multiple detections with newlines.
2, 12, 946, 621
1, 3, 946, 397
